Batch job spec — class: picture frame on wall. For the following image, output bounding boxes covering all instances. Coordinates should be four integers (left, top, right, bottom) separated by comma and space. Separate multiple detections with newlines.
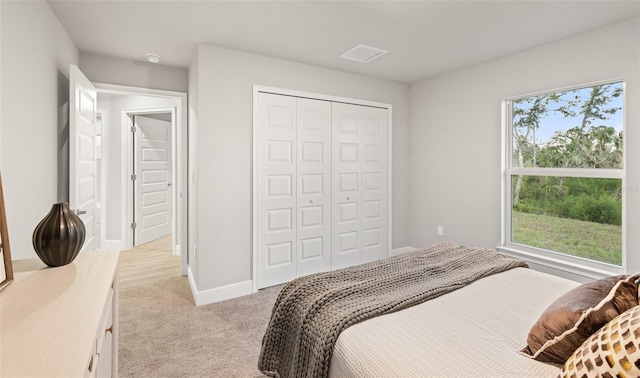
0, 173, 14, 291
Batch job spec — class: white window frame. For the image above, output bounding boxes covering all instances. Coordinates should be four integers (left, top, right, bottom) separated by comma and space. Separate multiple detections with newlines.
499, 80, 626, 280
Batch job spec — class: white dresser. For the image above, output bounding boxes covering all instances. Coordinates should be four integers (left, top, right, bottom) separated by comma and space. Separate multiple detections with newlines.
0, 250, 119, 377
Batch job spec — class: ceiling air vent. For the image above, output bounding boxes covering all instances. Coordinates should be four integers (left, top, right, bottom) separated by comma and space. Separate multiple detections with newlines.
339, 44, 388, 63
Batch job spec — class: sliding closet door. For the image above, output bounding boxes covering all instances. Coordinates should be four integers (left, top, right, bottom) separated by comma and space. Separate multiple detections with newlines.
257, 93, 297, 288
297, 98, 332, 277
256, 89, 389, 288
331, 103, 363, 269
332, 103, 388, 269
361, 107, 388, 263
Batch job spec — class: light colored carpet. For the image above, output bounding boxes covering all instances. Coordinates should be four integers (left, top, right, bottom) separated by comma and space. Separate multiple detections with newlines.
119, 276, 281, 377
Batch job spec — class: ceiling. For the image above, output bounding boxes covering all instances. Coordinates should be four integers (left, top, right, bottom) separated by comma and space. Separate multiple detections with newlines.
48, 1, 640, 84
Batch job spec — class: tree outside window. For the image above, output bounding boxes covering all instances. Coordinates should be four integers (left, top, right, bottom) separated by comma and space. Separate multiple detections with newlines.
507, 82, 624, 266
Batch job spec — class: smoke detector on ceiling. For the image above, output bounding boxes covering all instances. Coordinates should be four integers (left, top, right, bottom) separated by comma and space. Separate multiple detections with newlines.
339, 44, 388, 63
145, 53, 161, 64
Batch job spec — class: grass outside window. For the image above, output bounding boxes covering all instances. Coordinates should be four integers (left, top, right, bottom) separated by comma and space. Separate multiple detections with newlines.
511, 211, 621, 266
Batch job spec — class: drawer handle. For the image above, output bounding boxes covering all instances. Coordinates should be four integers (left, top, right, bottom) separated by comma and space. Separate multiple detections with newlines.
106, 326, 113, 334
88, 354, 99, 373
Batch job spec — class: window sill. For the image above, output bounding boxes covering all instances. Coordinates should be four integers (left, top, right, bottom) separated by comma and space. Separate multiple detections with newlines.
497, 245, 624, 283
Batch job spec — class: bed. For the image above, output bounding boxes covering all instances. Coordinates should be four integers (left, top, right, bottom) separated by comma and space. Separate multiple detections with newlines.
258, 242, 640, 378
329, 267, 575, 377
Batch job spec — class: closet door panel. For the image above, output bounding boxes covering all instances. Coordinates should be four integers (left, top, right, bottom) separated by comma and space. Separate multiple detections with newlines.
257, 93, 297, 288
361, 107, 388, 263
297, 98, 332, 277
331, 103, 362, 270
257, 90, 389, 287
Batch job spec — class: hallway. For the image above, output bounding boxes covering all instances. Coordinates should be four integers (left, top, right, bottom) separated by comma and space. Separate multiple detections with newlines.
118, 235, 181, 288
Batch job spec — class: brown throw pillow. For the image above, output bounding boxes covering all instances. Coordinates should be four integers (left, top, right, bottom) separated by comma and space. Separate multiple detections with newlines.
522, 274, 639, 364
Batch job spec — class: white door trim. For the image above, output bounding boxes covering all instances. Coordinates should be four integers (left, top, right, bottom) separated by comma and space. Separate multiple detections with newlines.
251, 85, 393, 293
96, 110, 108, 250
94, 83, 188, 276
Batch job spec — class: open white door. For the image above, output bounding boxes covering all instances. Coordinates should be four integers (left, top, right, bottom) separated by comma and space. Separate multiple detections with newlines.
133, 115, 172, 246
69, 65, 97, 252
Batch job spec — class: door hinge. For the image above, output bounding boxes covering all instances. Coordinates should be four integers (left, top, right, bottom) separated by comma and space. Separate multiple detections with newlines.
131, 126, 136, 133
131, 222, 137, 230
131, 174, 136, 181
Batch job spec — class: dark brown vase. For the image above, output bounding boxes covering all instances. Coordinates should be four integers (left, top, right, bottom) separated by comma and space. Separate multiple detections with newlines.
32, 203, 86, 267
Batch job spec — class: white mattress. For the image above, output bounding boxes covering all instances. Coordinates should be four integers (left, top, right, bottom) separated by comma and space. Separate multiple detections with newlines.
329, 267, 579, 378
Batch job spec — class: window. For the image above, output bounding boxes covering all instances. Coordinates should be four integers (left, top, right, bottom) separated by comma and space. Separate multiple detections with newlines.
505, 81, 624, 268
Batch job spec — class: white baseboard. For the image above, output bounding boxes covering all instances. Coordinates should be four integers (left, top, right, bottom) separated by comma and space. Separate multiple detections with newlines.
390, 246, 417, 257
103, 240, 123, 250
187, 267, 199, 305
187, 267, 253, 307
186, 247, 415, 306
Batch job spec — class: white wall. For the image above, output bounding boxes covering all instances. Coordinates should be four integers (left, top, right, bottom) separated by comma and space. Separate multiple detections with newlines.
409, 18, 640, 274
0, 1, 79, 260
80, 52, 188, 93
191, 44, 411, 292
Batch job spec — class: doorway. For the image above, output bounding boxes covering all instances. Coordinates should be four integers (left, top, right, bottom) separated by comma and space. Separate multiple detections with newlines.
93, 86, 187, 276
70, 66, 187, 276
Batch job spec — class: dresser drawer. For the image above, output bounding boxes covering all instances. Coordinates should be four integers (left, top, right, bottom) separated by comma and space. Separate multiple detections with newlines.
96, 286, 114, 354
85, 352, 100, 378
87, 285, 114, 378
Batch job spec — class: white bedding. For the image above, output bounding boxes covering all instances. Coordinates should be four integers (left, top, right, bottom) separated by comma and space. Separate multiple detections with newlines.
330, 267, 579, 378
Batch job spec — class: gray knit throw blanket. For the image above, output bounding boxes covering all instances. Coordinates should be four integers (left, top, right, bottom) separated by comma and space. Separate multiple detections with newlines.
258, 241, 528, 378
